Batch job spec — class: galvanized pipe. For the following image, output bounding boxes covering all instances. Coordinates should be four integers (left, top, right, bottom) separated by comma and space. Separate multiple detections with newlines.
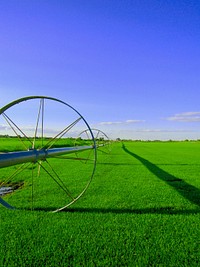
0, 145, 95, 168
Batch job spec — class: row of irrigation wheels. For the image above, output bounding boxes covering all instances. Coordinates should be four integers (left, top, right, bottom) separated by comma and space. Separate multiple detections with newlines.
0, 96, 110, 212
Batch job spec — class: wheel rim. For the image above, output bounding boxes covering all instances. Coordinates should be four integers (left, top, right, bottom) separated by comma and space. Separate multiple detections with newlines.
0, 96, 97, 212
77, 128, 111, 155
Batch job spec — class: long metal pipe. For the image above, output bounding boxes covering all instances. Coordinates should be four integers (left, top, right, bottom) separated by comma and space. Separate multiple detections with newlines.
0, 145, 95, 168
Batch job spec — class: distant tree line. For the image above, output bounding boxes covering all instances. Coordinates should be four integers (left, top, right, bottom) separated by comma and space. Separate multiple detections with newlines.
115, 137, 200, 142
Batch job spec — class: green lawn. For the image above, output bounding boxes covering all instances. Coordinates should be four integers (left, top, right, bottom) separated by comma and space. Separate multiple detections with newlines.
1, 140, 200, 266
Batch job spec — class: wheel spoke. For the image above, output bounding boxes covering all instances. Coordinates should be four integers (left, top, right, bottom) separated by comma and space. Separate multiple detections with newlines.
37, 161, 42, 176
0, 162, 32, 187
86, 130, 90, 140
37, 160, 75, 200
41, 99, 44, 146
96, 148, 109, 154
2, 112, 32, 149
83, 148, 94, 164
41, 117, 82, 150
31, 164, 34, 210
95, 130, 100, 140
33, 98, 45, 149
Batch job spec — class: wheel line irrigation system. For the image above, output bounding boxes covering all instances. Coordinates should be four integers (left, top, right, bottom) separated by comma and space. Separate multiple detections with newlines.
0, 96, 110, 212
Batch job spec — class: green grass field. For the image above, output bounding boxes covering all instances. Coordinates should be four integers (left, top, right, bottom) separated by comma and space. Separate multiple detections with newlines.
1, 140, 200, 266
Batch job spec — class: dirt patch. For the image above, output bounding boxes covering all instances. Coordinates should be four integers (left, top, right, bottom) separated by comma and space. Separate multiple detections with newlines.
0, 181, 24, 196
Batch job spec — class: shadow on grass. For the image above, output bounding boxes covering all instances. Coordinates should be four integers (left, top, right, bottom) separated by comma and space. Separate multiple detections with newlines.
66, 207, 200, 215
29, 206, 200, 215
122, 143, 200, 207
18, 143, 200, 215
97, 162, 198, 166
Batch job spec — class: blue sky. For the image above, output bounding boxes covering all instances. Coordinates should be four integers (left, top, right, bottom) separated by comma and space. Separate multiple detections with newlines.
0, 0, 200, 140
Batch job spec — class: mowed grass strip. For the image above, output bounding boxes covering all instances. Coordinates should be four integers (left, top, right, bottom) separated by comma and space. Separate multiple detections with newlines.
1, 140, 200, 266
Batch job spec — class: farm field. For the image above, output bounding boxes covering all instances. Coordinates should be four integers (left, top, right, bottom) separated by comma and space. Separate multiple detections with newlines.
1, 140, 200, 266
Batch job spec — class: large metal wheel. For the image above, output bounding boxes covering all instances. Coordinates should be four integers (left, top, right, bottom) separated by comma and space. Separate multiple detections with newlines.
0, 96, 97, 212
77, 128, 111, 155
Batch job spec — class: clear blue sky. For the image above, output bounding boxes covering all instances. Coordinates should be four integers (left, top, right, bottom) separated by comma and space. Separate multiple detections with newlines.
0, 0, 200, 140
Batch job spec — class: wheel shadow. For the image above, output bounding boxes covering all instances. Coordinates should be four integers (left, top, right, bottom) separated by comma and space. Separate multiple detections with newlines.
65, 207, 200, 215
122, 143, 200, 208
28, 206, 200, 215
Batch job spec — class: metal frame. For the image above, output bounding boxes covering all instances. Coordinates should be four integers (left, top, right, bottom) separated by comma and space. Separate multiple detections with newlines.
77, 128, 111, 154
0, 96, 97, 212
